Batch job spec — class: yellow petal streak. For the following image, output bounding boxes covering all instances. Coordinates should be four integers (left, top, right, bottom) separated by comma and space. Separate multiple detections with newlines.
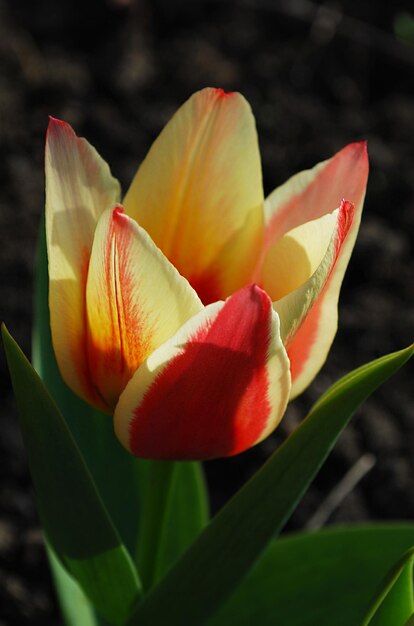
85, 207, 203, 410
123, 87, 264, 303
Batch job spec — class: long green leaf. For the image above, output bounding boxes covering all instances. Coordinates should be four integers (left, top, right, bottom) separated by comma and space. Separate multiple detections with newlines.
127, 344, 413, 626
206, 525, 414, 626
362, 547, 414, 625
2, 325, 141, 625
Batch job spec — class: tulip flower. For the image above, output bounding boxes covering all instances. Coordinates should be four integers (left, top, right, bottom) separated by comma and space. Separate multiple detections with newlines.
45, 87, 368, 460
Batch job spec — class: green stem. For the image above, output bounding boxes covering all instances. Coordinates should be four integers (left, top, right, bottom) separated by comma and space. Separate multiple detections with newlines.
136, 461, 177, 591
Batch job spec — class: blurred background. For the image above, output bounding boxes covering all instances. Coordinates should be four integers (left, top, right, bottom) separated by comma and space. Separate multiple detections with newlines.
0, 0, 413, 623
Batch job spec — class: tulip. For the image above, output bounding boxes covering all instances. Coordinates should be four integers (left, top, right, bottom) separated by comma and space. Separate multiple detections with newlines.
45, 87, 368, 460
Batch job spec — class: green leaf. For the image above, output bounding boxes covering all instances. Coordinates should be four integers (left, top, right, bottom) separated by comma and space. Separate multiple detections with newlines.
207, 525, 414, 626
33, 222, 209, 567
2, 325, 141, 625
46, 543, 98, 626
47, 542, 115, 626
127, 344, 413, 626
136, 461, 209, 591
362, 547, 414, 626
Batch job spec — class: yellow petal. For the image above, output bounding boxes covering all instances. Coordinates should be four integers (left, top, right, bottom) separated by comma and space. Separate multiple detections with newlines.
123, 87, 264, 304
45, 118, 121, 406
86, 206, 203, 411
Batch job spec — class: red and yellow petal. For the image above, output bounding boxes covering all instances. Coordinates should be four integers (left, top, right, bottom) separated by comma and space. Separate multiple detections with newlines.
114, 285, 291, 460
263, 142, 368, 398
264, 142, 368, 247
45, 118, 121, 406
85, 206, 203, 411
123, 87, 264, 304
272, 200, 357, 396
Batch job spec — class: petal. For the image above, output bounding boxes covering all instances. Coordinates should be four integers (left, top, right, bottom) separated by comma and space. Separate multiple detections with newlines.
86, 206, 203, 411
114, 285, 291, 460
264, 142, 369, 398
123, 87, 264, 304
272, 200, 357, 397
261, 209, 340, 302
264, 142, 368, 248
45, 118, 121, 406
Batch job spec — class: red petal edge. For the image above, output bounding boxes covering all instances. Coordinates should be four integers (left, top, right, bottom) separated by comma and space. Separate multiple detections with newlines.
287, 199, 355, 383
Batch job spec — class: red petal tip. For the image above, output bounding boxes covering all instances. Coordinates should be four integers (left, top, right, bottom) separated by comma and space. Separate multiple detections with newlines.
46, 116, 74, 142
112, 205, 127, 222
335, 200, 355, 256
245, 283, 272, 305
47, 116, 69, 130
213, 87, 236, 99
352, 139, 368, 153
346, 140, 369, 159
48, 115, 65, 124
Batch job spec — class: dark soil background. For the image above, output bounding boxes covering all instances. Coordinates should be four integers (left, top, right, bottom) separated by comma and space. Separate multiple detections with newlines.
0, 0, 413, 623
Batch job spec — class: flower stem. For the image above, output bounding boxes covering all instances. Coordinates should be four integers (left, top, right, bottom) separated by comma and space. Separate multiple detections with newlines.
136, 460, 177, 591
